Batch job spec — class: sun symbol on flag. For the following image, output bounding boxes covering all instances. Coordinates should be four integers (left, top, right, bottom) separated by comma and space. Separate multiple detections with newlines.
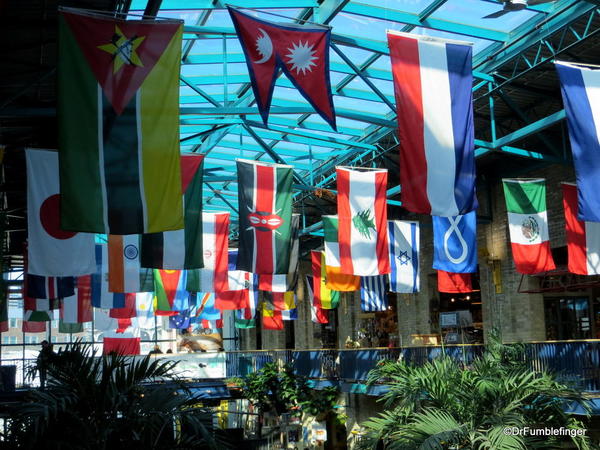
98, 26, 145, 74
285, 41, 318, 75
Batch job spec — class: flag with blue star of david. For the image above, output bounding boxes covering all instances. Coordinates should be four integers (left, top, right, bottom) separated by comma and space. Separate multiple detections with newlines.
388, 221, 420, 293
433, 210, 478, 273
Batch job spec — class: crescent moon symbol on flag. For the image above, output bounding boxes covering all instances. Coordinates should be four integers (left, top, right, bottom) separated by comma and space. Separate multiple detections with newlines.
254, 28, 273, 64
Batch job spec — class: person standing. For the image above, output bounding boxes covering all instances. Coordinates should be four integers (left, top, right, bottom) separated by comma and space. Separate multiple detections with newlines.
37, 340, 54, 389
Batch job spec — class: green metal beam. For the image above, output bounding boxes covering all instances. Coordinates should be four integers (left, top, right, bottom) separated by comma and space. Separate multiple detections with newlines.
492, 110, 566, 149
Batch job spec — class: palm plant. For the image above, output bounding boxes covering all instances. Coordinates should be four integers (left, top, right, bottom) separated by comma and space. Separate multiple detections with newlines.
1, 343, 225, 450
358, 336, 594, 450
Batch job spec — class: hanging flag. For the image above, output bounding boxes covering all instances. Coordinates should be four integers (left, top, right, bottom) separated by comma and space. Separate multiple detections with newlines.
281, 308, 297, 321
109, 293, 137, 319
236, 274, 259, 323
135, 292, 155, 329
108, 235, 153, 293
23, 318, 47, 333
228, 7, 336, 129
215, 251, 250, 310
92, 244, 126, 309
387, 31, 477, 217
169, 307, 192, 329
555, 61, 600, 222
259, 215, 300, 292
337, 167, 390, 276
189, 212, 229, 292
438, 270, 473, 293
154, 269, 188, 316
322, 215, 360, 291
311, 251, 340, 310
562, 182, 600, 275
237, 159, 293, 274
196, 293, 221, 321
388, 220, 420, 293
433, 211, 477, 273
306, 277, 329, 324
235, 318, 256, 329
60, 275, 93, 324
58, 8, 184, 234
26, 274, 75, 299
265, 291, 296, 311
103, 325, 141, 355
26, 149, 96, 276
141, 154, 204, 269
503, 178, 556, 274
360, 276, 388, 312
262, 304, 284, 330
201, 318, 223, 330
59, 320, 83, 334
0, 293, 7, 333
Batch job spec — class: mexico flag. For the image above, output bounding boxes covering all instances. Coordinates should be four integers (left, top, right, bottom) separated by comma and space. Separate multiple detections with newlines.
336, 167, 390, 276
503, 178, 556, 274
141, 154, 204, 269
236, 159, 293, 274
58, 8, 184, 234
562, 182, 600, 275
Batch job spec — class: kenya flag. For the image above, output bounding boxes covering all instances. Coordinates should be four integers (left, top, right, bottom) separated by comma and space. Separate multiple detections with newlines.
503, 178, 555, 274
236, 159, 293, 274
337, 167, 390, 276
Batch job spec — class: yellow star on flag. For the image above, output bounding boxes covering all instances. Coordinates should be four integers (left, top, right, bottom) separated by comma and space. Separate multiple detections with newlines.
98, 26, 145, 74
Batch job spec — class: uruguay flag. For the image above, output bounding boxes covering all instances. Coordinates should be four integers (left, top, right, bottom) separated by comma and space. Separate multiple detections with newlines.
556, 61, 600, 222
388, 221, 419, 293
387, 32, 477, 217
433, 211, 478, 273
360, 276, 388, 312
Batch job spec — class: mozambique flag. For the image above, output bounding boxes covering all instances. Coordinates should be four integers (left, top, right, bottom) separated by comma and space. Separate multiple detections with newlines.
141, 154, 204, 269
153, 269, 188, 316
236, 159, 293, 274
58, 8, 184, 234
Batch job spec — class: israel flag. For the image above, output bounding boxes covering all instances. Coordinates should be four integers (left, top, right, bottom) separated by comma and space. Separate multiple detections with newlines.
360, 276, 388, 312
556, 61, 600, 222
388, 221, 419, 293
432, 210, 477, 273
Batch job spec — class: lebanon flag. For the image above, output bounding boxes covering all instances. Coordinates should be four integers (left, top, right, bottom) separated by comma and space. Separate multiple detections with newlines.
562, 182, 600, 275
190, 212, 229, 292
228, 7, 336, 129
108, 235, 153, 293
141, 154, 204, 269
322, 215, 360, 291
337, 167, 390, 276
555, 61, 600, 222
387, 31, 477, 217
26, 149, 96, 277
60, 275, 93, 324
58, 8, 184, 234
237, 159, 293, 274
503, 178, 556, 274
438, 270, 472, 293
311, 251, 340, 310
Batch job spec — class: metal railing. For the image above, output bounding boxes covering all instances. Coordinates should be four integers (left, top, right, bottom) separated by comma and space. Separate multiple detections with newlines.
5, 341, 600, 393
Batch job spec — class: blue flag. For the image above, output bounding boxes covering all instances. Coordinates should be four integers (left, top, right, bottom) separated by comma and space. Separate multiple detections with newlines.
556, 61, 600, 222
433, 211, 477, 273
360, 276, 388, 312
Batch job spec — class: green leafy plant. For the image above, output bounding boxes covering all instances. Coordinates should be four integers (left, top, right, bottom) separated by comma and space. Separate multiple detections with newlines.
358, 333, 594, 450
1, 342, 227, 450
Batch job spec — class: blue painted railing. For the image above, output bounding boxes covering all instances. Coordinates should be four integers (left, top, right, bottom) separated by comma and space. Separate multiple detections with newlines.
226, 341, 600, 392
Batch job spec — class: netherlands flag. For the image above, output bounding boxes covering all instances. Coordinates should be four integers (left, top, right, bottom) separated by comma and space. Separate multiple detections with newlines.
387, 31, 477, 217
556, 61, 600, 222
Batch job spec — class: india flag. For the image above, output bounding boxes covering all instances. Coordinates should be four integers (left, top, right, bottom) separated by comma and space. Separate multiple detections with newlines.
503, 178, 556, 274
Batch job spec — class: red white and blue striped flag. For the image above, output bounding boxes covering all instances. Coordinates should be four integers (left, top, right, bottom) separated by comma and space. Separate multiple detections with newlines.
556, 61, 600, 222
387, 32, 477, 217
